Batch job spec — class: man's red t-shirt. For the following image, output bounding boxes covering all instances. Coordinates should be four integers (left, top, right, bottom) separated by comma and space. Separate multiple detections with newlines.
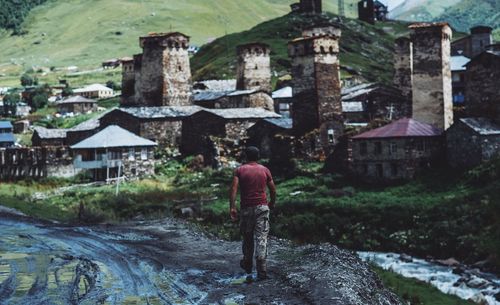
235, 162, 273, 208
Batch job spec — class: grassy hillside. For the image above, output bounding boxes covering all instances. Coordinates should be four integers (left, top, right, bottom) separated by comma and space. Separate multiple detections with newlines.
389, 0, 461, 21
435, 0, 500, 36
192, 12, 410, 85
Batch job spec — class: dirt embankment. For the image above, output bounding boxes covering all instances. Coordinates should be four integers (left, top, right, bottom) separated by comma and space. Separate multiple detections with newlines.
0, 208, 401, 304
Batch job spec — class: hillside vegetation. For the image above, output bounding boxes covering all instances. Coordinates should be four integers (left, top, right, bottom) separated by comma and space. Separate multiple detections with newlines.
192, 12, 410, 84
0, 0, 47, 33
389, 0, 461, 21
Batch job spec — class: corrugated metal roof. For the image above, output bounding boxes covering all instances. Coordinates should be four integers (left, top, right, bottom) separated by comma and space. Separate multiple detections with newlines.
0, 121, 13, 129
194, 80, 236, 91
451, 56, 470, 71
264, 118, 293, 129
460, 118, 500, 135
226, 89, 259, 96
118, 106, 202, 119
341, 83, 374, 96
33, 127, 67, 139
57, 95, 97, 105
272, 87, 293, 99
342, 101, 364, 113
0, 133, 15, 143
193, 91, 231, 102
205, 108, 280, 119
71, 125, 157, 149
352, 118, 443, 139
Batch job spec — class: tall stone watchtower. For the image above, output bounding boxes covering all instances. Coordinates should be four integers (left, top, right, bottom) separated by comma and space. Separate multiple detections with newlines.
288, 26, 343, 150
300, 0, 322, 14
236, 43, 272, 93
136, 32, 192, 106
470, 26, 493, 58
120, 57, 135, 107
410, 23, 453, 130
393, 37, 413, 102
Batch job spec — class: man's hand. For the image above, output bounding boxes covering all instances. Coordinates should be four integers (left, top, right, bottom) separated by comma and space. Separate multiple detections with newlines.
230, 207, 238, 221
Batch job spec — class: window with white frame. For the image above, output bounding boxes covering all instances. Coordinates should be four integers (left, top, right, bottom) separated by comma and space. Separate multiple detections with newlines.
128, 148, 135, 160
141, 148, 148, 160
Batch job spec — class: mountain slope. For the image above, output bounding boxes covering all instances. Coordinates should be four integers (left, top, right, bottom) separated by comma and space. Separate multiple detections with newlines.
389, 0, 461, 21
435, 0, 500, 34
192, 13, 410, 85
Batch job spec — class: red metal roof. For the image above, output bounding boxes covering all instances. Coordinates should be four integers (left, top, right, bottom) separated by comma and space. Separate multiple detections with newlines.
352, 118, 443, 139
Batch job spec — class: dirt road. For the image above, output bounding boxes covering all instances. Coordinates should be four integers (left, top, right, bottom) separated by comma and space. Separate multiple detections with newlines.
0, 209, 401, 305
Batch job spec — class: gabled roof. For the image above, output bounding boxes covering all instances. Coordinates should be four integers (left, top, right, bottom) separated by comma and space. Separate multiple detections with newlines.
71, 125, 157, 149
204, 108, 280, 119
0, 133, 15, 143
0, 121, 13, 129
352, 118, 443, 139
193, 91, 232, 102
263, 118, 293, 129
194, 79, 236, 92
68, 109, 114, 132
74, 84, 113, 93
117, 106, 202, 119
459, 118, 500, 135
451, 55, 470, 71
57, 95, 96, 105
33, 127, 67, 139
272, 87, 293, 99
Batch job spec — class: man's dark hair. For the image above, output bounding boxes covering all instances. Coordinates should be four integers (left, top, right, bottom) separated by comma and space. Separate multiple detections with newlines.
245, 146, 260, 162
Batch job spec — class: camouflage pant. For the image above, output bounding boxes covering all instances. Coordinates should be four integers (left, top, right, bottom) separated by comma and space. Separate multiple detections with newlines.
240, 205, 270, 261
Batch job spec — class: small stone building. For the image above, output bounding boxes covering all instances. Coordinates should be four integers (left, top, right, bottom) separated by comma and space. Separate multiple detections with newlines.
349, 118, 444, 182
358, 0, 388, 24
0, 121, 15, 148
451, 26, 493, 58
32, 127, 67, 147
56, 96, 98, 114
464, 50, 500, 118
71, 125, 157, 181
193, 89, 274, 111
446, 118, 500, 169
13, 120, 30, 134
247, 118, 293, 158
99, 106, 201, 149
180, 108, 280, 162
450, 55, 470, 105
272, 86, 293, 117
74, 84, 114, 99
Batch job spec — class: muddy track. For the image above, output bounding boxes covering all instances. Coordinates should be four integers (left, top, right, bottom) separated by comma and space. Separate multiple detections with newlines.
0, 210, 401, 305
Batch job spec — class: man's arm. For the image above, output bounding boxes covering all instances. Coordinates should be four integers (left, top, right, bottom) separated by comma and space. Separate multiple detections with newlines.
267, 179, 276, 210
229, 176, 239, 221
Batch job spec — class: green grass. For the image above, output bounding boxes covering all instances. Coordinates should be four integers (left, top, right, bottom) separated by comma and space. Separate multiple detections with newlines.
373, 266, 474, 305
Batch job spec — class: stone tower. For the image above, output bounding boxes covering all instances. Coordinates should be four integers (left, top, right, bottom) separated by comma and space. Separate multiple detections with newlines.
470, 26, 493, 58
393, 37, 413, 102
236, 43, 272, 93
288, 26, 343, 150
136, 32, 192, 106
300, 0, 322, 14
410, 23, 453, 130
120, 57, 135, 107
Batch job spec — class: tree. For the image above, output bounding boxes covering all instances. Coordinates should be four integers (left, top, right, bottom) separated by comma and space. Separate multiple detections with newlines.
2, 92, 20, 115
62, 86, 73, 97
106, 80, 120, 90
32, 93, 48, 110
20, 73, 34, 86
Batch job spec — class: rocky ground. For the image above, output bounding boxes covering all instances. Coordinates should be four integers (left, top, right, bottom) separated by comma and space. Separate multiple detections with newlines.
0, 207, 401, 305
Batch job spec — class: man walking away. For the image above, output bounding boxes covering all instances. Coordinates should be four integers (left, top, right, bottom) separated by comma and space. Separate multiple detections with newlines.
229, 146, 276, 280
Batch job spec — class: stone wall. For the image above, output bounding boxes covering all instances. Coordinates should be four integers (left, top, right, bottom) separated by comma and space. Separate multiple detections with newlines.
410, 23, 453, 130
236, 43, 272, 93
121, 60, 136, 106
393, 37, 413, 102
140, 120, 183, 149
0, 147, 77, 181
58, 103, 97, 114
349, 136, 444, 181
465, 53, 500, 119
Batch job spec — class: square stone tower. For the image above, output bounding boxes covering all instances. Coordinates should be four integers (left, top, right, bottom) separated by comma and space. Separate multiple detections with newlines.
120, 57, 135, 106
236, 43, 272, 94
136, 32, 193, 106
300, 0, 322, 14
393, 37, 413, 102
410, 23, 453, 130
288, 26, 343, 149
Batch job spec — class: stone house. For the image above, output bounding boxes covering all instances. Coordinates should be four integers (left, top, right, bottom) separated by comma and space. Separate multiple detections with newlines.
32, 127, 67, 147
349, 118, 444, 182
451, 26, 493, 58
15, 102, 31, 117
272, 86, 293, 117
193, 89, 274, 111
450, 55, 470, 105
56, 95, 98, 114
13, 120, 30, 134
446, 118, 500, 169
0, 121, 15, 148
99, 106, 201, 149
180, 108, 280, 161
74, 84, 114, 99
71, 125, 157, 181
247, 118, 293, 159
464, 50, 500, 118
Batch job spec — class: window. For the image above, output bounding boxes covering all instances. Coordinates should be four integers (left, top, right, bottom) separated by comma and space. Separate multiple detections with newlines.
328, 129, 335, 144
389, 142, 397, 155
391, 163, 398, 176
364, 1, 367, 8
141, 148, 148, 160
360, 142, 367, 155
108, 150, 121, 160
128, 148, 135, 161
374, 142, 382, 155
